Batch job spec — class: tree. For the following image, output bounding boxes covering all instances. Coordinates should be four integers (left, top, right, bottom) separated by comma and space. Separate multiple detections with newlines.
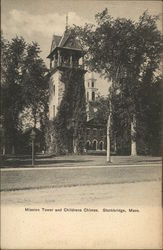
1, 36, 26, 153
1, 35, 49, 154
22, 42, 49, 128
74, 9, 162, 156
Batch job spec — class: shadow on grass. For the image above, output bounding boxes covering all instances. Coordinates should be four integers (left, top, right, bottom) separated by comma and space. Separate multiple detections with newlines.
1, 155, 161, 168
0, 158, 93, 168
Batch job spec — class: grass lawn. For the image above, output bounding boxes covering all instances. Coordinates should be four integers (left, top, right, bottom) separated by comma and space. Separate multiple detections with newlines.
0, 154, 162, 168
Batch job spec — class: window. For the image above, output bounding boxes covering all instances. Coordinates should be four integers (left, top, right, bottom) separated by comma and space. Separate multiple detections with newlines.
99, 141, 104, 150
53, 85, 55, 95
86, 141, 91, 150
92, 91, 95, 101
92, 140, 97, 150
92, 81, 94, 87
88, 82, 89, 87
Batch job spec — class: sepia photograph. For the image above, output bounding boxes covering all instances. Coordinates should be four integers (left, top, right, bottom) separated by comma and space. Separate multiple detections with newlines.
1, 0, 162, 249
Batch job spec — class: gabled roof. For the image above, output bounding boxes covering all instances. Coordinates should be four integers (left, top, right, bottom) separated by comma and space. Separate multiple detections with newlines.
59, 29, 82, 50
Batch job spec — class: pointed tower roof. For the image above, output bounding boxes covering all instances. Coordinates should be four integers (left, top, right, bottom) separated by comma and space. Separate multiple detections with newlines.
58, 29, 71, 48
47, 29, 84, 58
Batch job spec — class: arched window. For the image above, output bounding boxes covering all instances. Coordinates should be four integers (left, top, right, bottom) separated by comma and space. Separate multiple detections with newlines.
92, 140, 97, 150
92, 91, 95, 101
99, 141, 104, 150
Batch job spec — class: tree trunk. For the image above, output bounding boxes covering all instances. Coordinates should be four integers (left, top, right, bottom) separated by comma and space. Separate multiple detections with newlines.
107, 114, 111, 162
32, 108, 37, 128
114, 135, 117, 154
34, 115, 37, 128
73, 129, 78, 154
2, 145, 6, 155
73, 137, 77, 154
131, 114, 137, 156
32, 139, 35, 166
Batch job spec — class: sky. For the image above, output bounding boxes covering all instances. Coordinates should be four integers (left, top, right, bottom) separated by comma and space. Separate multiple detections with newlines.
1, 0, 162, 95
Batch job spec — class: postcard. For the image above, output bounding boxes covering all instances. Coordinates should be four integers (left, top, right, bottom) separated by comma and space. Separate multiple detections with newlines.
1, 0, 162, 249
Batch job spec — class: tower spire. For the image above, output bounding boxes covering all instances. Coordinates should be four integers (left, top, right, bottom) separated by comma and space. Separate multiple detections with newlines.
66, 13, 68, 30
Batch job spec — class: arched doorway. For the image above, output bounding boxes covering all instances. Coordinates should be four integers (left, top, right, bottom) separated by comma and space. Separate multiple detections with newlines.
92, 140, 97, 150
99, 141, 104, 150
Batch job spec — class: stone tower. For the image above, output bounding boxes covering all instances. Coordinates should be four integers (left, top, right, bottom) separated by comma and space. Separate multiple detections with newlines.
47, 29, 85, 120
86, 72, 98, 102
85, 72, 98, 121
47, 28, 86, 153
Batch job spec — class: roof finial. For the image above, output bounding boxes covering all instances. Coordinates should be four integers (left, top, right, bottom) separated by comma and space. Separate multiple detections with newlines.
66, 13, 68, 30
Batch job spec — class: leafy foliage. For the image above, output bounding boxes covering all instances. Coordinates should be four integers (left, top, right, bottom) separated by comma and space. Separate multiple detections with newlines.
1, 36, 26, 152
90, 95, 110, 124
1, 35, 49, 153
49, 68, 87, 155
22, 42, 49, 127
74, 9, 162, 155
